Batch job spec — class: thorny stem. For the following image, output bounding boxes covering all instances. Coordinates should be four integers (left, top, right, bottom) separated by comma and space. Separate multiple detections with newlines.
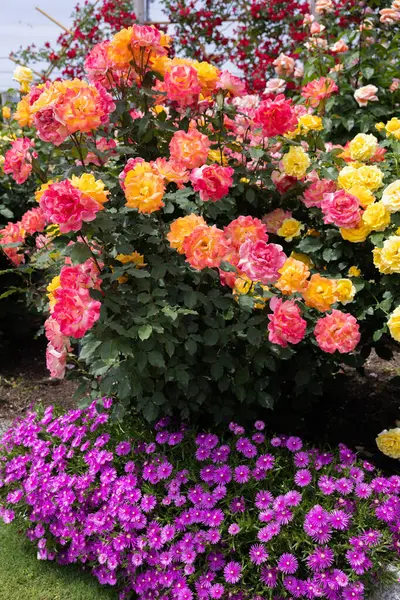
78, 234, 102, 274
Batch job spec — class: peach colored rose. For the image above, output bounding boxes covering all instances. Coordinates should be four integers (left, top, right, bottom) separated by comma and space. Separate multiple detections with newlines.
354, 85, 378, 107
273, 53, 295, 77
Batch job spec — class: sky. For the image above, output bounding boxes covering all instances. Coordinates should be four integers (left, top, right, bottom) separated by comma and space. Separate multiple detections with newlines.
0, 0, 166, 91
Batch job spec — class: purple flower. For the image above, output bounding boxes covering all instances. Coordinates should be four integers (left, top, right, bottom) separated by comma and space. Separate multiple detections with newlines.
223, 561, 242, 584
228, 523, 241, 536
260, 566, 278, 588
115, 441, 131, 456
258, 522, 280, 542
284, 490, 302, 506
230, 496, 246, 513
234, 465, 250, 484
318, 475, 336, 495
249, 544, 268, 565
277, 553, 298, 574
256, 454, 275, 470
294, 451, 309, 467
209, 583, 225, 599
286, 436, 303, 452
294, 469, 312, 487
306, 546, 334, 571
254, 420, 265, 431
255, 490, 273, 510
329, 509, 351, 531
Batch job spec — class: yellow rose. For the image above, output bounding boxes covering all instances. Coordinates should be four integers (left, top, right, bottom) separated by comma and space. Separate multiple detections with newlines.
70, 174, 109, 208
334, 278, 356, 305
362, 201, 391, 231
2, 106, 11, 120
348, 266, 361, 277
357, 165, 383, 191
195, 61, 220, 95
303, 274, 336, 312
233, 276, 269, 309
277, 218, 304, 241
275, 257, 310, 295
382, 180, 400, 213
47, 275, 61, 308
375, 122, 385, 132
373, 236, 400, 273
116, 251, 147, 267
388, 306, 400, 342
298, 114, 324, 132
340, 220, 371, 243
385, 117, 400, 140
14, 96, 33, 127
348, 133, 378, 161
376, 428, 400, 459
348, 184, 375, 208
337, 165, 360, 190
124, 163, 165, 213
208, 149, 228, 166
13, 65, 33, 85
282, 146, 311, 179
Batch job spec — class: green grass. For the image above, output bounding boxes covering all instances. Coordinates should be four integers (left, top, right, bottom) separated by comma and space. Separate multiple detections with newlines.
0, 523, 119, 600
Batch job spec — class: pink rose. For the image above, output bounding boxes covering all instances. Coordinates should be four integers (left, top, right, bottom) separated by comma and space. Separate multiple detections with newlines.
262, 208, 292, 234
303, 179, 337, 208
190, 164, 234, 202
4, 138, 35, 184
59, 259, 101, 291
321, 190, 362, 228
164, 64, 201, 107
238, 240, 287, 284
314, 309, 360, 354
354, 85, 378, 107
33, 108, 69, 146
271, 171, 298, 194
216, 71, 246, 96
44, 317, 71, 353
46, 344, 67, 379
268, 298, 307, 347
40, 180, 100, 233
52, 287, 101, 339
21, 207, 46, 235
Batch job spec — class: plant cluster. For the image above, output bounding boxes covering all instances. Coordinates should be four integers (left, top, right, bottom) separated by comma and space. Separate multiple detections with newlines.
1, 21, 400, 422
1, 400, 400, 599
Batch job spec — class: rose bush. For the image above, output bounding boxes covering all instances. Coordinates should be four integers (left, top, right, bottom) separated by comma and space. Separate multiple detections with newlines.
1, 400, 400, 599
1, 22, 400, 423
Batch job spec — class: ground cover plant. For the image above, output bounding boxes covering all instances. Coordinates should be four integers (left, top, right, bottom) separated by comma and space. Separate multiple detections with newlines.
1, 399, 400, 599
1, 18, 400, 424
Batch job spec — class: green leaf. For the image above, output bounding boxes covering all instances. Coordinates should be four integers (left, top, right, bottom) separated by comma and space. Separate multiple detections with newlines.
204, 329, 219, 346
295, 369, 311, 386
185, 338, 197, 355
143, 402, 159, 422
138, 324, 153, 341
148, 351, 165, 369
247, 326, 262, 346
67, 242, 93, 264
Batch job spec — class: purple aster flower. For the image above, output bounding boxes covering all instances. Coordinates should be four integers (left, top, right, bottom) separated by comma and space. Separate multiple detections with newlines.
306, 546, 334, 571
208, 552, 225, 571
286, 436, 303, 452
255, 490, 273, 510
339, 444, 356, 466
234, 465, 250, 484
224, 561, 242, 584
275, 507, 293, 525
259, 509, 275, 523
196, 447, 211, 461
252, 433, 265, 444
270, 436, 283, 447
209, 583, 225, 599
342, 582, 365, 600
211, 445, 230, 464
318, 475, 336, 495
361, 529, 381, 547
258, 522, 281, 542
249, 544, 268, 565
254, 420, 265, 430
294, 451, 309, 468
230, 496, 246, 513
256, 454, 275, 470
332, 569, 348, 588
260, 566, 278, 588
115, 441, 131, 456
228, 523, 241, 536
346, 549, 367, 569
329, 509, 351, 531
213, 466, 232, 484
284, 490, 302, 506
168, 432, 184, 446
335, 477, 354, 495
277, 553, 298, 574
294, 469, 312, 487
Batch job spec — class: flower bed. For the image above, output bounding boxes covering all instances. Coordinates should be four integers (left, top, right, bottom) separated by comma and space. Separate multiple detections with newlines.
1, 399, 400, 599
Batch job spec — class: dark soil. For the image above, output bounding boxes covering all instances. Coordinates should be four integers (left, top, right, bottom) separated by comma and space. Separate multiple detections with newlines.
0, 338, 82, 421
